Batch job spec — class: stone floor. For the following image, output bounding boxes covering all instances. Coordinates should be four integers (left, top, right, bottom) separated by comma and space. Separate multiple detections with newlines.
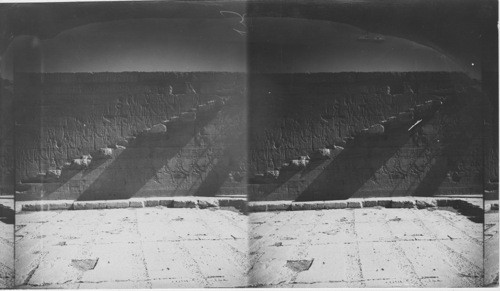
249, 207, 484, 287
485, 207, 499, 286
0, 198, 14, 288
15, 207, 249, 288
13, 204, 490, 288
0, 220, 14, 288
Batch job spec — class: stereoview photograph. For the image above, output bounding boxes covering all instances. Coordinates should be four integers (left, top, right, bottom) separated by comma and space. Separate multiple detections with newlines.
0, 0, 498, 288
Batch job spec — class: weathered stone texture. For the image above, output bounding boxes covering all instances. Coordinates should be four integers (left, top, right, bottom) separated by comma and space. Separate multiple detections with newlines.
10, 71, 494, 202
249, 72, 487, 201
324, 201, 348, 209
1, 81, 14, 195
14, 72, 247, 201
149, 123, 167, 134
173, 198, 197, 208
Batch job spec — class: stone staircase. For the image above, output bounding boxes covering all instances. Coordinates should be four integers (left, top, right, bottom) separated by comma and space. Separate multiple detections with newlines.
18, 95, 232, 186
250, 96, 447, 184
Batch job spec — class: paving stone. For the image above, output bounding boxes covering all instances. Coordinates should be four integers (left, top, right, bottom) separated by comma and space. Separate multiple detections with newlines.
291, 202, 319, 211
377, 199, 392, 208
362, 200, 378, 207
21, 203, 41, 211
314, 201, 326, 210
158, 198, 174, 207
197, 200, 210, 209
304, 202, 322, 210
266, 202, 291, 211
197, 198, 219, 209
290, 202, 305, 211
172, 200, 188, 208
415, 199, 437, 209
46, 201, 73, 210
219, 199, 246, 210
391, 200, 416, 208
436, 198, 455, 207
144, 198, 160, 207
21, 201, 72, 211
324, 201, 347, 209
347, 201, 362, 208
36, 203, 53, 211
248, 203, 267, 212
451, 199, 469, 209
173, 199, 198, 208
106, 200, 129, 209
81, 201, 107, 210
72, 202, 87, 210
129, 199, 145, 208
25, 246, 82, 286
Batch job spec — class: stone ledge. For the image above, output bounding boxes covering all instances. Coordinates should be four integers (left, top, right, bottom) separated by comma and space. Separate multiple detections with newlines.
172, 198, 198, 209
129, 198, 145, 208
19, 196, 247, 212
17, 197, 483, 214
197, 198, 219, 209
291, 201, 321, 211
21, 200, 74, 211
247, 201, 268, 212
391, 199, 416, 209
247, 197, 483, 213
144, 198, 160, 207
106, 200, 129, 209
361, 200, 378, 207
324, 201, 347, 209
158, 198, 174, 207
219, 198, 247, 210
347, 201, 362, 208
266, 201, 292, 211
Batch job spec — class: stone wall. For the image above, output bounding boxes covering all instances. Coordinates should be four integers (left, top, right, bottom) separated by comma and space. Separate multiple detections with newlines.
14, 72, 247, 200
10, 71, 494, 201
0, 79, 14, 196
248, 72, 488, 201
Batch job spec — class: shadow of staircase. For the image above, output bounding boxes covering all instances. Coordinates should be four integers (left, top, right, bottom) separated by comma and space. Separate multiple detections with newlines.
249, 96, 449, 201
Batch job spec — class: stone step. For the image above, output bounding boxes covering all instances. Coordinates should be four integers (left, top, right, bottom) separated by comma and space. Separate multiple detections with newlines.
247, 197, 483, 213
18, 196, 247, 213
24, 95, 235, 185
250, 97, 449, 184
